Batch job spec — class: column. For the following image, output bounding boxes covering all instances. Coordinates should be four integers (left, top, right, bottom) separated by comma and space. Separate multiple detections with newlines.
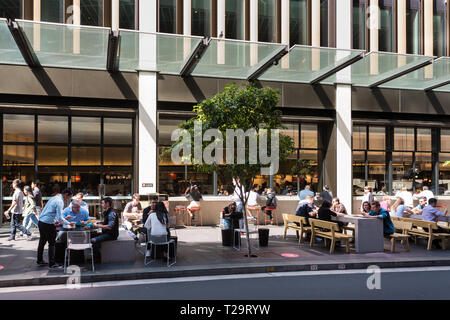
281, 0, 289, 68
369, 0, 379, 75
424, 0, 433, 56
138, 1, 158, 194
250, 0, 258, 66
73, 0, 80, 54
217, 0, 225, 64
33, 0, 41, 51
335, 0, 353, 213
311, 0, 320, 46
183, 0, 191, 35
397, 0, 406, 54
112, 0, 119, 31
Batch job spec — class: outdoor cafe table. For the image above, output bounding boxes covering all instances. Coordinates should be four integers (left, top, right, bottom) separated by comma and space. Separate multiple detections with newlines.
332, 215, 384, 253
55, 225, 100, 264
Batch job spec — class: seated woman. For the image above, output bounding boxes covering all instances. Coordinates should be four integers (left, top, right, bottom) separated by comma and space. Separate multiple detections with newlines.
391, 197, 414, 218
360, 201, 371, 215
221, 202, 243, 230
144, 201, 170, 258
185, 184, 202, 222
331, 197, 347, 215
318, 200, 345, 230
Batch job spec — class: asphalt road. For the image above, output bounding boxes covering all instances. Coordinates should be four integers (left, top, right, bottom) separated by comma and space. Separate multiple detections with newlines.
1, 267, 450, 300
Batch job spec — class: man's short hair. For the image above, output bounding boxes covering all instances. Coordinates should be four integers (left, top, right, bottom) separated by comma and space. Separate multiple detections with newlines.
12, 179, 21, 187
428, 198, 437, 206
150, 195, 158, 201
61, 188, 73, 196
423, 186, 429, 191
419, 196, 427, 201
76, 192, 84, 198
305, 185, 311, 190
371, 201, 380, 207
306, 195, 314, 200
71, 200, 81, 207
103, 197, 113, 207
132, 193, 140, 200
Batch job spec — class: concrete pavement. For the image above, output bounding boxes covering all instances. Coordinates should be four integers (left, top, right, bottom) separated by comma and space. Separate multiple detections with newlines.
1, 224, 450, 288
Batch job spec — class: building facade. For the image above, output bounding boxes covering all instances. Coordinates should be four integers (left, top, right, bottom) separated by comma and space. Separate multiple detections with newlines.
0, 0, 449, 221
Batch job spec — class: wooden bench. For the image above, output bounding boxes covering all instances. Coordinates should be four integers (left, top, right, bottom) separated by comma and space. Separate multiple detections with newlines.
390, 220, 412, 252
282, 214, 311, 244
100, 229, 136, 263
309, 218, 353, 254
399, 217, 450, 250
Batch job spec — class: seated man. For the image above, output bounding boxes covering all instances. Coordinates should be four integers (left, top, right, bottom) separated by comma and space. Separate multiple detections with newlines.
362, 201, 395, 236
91, 197, 119, 262
295, 195, 317, 226
69, 192, 89, 213
122, 193, 142, 230
422, 198, 449, 249
412, 196, 427, 214
63, 200, 89, 224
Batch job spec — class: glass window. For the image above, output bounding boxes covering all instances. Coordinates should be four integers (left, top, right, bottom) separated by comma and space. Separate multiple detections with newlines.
258, 0, 277, 43
104, 148, 133, 196
225, 0, 245, 40
3, 114, 34, 143
417, 128, 431, 152
192, 0, 211, 36
442, 129, 450, 152
71, 146, 101, 166
301, 124, 318, 149
290, 0, 308, 47
2, 145, 34, 197
394, 127, 414, 151
392, 152, 413, 192
368, 151, 386, 194
104, 118, 132, 145
72, 117, 101, 144
353, 126, 367, 150
80, 0, 103, 26
299, 150, 320, 193
71, 146, 101, 196
353, 0, 367, 50
38, 116, 68, 143
38, 146, 68, 196
104, 147, 132, 166
379, 0, 394, 52
415, 152, 432, 191
320, 0, 328, 47
119, 0, 135, 30
41, 0, 64, 23
280, 123, 299, 148
159, 118, 183, 146
0, 0, 21, 19
353, 151, 365, 195
406, 0, 421, 54
369, 126, 385, 150
159, 0, 176, 33
434, 0, 447, 57
439, 153, 450, 195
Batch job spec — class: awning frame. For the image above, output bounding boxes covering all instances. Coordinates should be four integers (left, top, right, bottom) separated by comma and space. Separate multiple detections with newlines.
6, 18, 40, 68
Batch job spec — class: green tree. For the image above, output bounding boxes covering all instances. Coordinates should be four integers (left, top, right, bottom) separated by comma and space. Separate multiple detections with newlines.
171, 83, 295, 257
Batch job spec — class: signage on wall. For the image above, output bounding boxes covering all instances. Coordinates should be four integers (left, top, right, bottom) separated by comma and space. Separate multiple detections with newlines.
142, 183, 153, 188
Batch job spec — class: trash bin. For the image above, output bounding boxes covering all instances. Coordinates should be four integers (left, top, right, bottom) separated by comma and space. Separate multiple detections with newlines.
221, 228, 232, 246
259, 228, 269, 247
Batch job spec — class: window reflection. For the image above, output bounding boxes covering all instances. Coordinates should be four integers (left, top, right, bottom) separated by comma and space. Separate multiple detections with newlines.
379, 0, 394, 52
369, 127, 385, 150
299, 149, 320, 192
71, 147, 100, 196
38, 146, 68, 196
2, 145, 34, 197
353, 126, 366, 150
320, 0, 328, 47
406, 0, 421, 54
258, 0, 277, 43
394, 127, 414, 151
290, 0, 308, 47
192, 0, 211, 36
392, 152, 413, 192
119, 0, 135, 30
4, 114, 34, 143
0, 0, 21, 19
81, 0, 103, 26
38, 116, 68, 143
280, 123, 299, 148
104, 118, 132, 145
439, 153, 450, 195
72, 117, 101, 144
417, 128, 431, 152
301, 124, 318, 149
368, 151, 386, 194
159, 0, 176, 33
225, 0, 245, 40
41, 0, 64, 23
442, 129, 450, 152
353, 151, 365, 195
415, 152, 432, 191
434, 0, 447, 57
353, 0, 367, 50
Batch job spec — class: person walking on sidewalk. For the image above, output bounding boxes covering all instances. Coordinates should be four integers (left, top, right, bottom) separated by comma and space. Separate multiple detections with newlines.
31, 181, 44, 217
5, 179, 32, 241
37, 188, 73, 268
23, 185, 39, 234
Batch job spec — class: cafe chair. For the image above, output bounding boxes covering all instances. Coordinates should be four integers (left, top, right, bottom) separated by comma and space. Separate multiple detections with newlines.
233, 218, 259, 251
145, 235, 176, 267
64, 231, 94, 274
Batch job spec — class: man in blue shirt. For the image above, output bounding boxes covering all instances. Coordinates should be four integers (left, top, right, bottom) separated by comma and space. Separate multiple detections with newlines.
422, 198, 449, 249
37, 188, 73, 268
299, 185, 315, 201
69, 192, 89, 213
295, 195, 317, 226
362, 201, 395, 235
63, 200, 89, 224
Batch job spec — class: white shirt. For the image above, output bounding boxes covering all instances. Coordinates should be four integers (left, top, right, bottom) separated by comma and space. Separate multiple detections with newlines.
417, 190, 434, 202
247, 191, 260, 206
144, 212, 168, 236
397, 191, 414, 207
233, 185, 246, 205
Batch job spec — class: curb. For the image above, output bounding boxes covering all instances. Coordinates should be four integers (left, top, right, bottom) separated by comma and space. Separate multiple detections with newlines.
2, 258, 450, 288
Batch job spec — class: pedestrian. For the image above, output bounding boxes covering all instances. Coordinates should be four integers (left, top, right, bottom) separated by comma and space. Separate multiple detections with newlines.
5, 179, 32, 241
361, 186, 374, 211
37, 188, 73, 268
23, 185, 39, 234
319, 185, 333, 203
31, 181, 43, 217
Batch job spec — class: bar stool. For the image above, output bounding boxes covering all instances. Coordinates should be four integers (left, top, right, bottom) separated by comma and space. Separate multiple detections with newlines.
174, 205, 187, 226
247, 206, 261, 225
189, 207, 202, 227
263, 206, 278, 225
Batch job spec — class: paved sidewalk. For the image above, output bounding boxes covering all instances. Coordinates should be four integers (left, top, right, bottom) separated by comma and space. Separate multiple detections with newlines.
1, 225, 450, 287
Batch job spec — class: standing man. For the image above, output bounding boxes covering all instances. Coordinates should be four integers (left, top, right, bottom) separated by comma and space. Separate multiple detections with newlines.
37, 188, 73, 268
91, 197, 119, 262
5, 179, 32, 241
31, 181, 44, 217
299, 185, 315, 201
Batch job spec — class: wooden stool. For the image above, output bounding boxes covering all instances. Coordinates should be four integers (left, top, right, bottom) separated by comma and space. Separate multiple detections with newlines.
247, 206, 261, 225
263, 206, 278, 225
174, 205, 187, 226
189, 207, 202, 227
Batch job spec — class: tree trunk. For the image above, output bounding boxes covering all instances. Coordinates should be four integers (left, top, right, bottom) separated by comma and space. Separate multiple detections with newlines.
242, 202, 252, 257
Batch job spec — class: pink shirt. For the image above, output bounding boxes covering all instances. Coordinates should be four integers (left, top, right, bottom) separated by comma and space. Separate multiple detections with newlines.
380, 201, 390, 212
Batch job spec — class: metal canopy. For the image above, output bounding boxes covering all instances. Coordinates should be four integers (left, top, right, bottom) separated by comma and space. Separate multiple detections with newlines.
379, 57, 450, 91
189, 38, 288, 80
258, 45, 364, 84
321, 52, 435, 87
0, 19, 449, 93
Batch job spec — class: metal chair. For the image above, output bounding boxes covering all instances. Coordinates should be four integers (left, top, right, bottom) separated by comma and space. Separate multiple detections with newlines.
233, 218, 259, 251
145, 235, 176, 267
64, 231, 94, 273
